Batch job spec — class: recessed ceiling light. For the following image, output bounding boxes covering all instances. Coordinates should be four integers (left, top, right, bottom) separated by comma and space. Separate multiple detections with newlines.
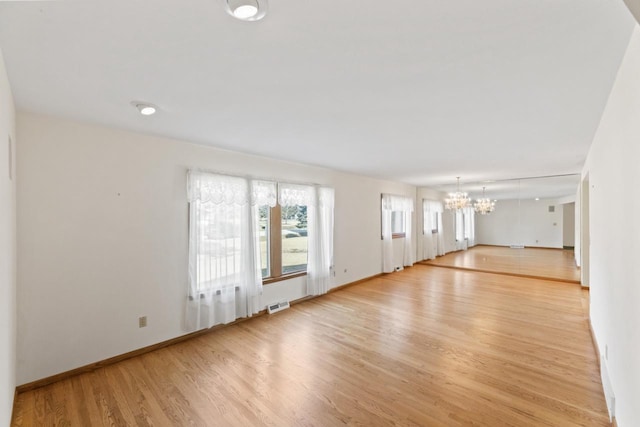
234, 5, 258, 19
133, 102, 157, 116
224, 0, 267, 21
535, 197, 540, 201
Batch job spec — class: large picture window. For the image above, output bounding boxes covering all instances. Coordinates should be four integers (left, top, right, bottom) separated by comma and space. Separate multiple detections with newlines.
189, 172, 334, 312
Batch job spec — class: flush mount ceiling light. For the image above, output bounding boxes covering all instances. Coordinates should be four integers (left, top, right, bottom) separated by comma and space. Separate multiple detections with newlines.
132, 102, 157, 116
224, 0, 267, 21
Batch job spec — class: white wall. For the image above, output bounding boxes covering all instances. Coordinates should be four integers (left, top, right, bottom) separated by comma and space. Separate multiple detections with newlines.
562, 202, 575, 247
582, 24, 640, 427
475, 198, 563, 248
0, 48, 17, 427
575, 185, 581, 267
15, 112, 416, 385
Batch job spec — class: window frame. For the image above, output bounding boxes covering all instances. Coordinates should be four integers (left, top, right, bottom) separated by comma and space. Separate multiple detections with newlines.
262, 203, 309, 284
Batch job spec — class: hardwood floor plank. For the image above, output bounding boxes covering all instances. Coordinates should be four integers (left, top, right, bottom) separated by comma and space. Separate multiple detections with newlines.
12, 255, 608, 426
423, 245, 581, 283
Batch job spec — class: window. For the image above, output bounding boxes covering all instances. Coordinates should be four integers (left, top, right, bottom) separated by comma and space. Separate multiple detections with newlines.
190, 175, 332, 287
186, 172, 270, 329
454, 207, 475, 243
187, 172, 335, 328
197, 202, 242, 288
281, 203, 308, 274
260, 203, 309, 281
381, 193, 414, 272
423, 199, 441, 235
391, 210, 406, 238
422, 211, 440, 234
422, 199, 443, 261
382, 194, 412, 240
261, 183, 312, 282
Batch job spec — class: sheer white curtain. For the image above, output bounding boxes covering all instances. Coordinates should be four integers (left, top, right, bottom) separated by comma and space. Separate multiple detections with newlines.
307, 187, 334, 295
279, 183, 312, 207
464, 206, 476, 247
434, 203, 445, 256
455, 209, 467, 251
381, 194, 414, 273
186, 171, 275, 330
422, 200, 438, 260
278, 183, 335, 296
381, 196, 394, 273
402, 206, 414, 267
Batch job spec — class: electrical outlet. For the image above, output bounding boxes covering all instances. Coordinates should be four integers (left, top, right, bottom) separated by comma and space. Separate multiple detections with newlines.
139, 316, 147, 328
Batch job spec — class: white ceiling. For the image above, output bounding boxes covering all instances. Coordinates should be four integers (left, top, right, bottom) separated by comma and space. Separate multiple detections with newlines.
435, 174, 580, 201
0, 0, 635, 197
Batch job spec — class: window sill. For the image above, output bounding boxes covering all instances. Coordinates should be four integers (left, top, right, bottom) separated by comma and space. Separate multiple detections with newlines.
392, 233, 406, 239
263, 271, 307, 285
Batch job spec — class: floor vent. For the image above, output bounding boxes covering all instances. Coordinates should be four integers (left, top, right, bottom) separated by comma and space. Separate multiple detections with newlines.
510, 244, 525, 249
267, 301, 290, 314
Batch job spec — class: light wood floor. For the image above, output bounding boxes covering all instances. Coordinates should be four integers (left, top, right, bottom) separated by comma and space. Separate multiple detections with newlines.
12, 266, 606, 426
422, 245, 581, 283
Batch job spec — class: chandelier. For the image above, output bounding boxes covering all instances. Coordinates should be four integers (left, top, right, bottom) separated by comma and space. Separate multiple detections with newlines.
445, 177, 471, 210
474, 187, 496, 215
